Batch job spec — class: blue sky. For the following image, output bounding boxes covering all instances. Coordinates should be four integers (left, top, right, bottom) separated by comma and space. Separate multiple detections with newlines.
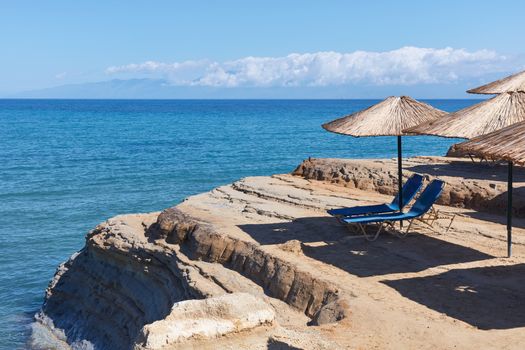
1, 0, 524, 98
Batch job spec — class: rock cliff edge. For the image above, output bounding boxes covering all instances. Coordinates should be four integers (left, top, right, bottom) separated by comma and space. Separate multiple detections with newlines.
31, 157, 525, 350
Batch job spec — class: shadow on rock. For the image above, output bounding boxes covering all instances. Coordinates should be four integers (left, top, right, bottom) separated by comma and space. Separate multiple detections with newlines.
406, 161, 525, 182
267, 339, 303, 350
239, 216, 494, 277
383, 263, 525, 330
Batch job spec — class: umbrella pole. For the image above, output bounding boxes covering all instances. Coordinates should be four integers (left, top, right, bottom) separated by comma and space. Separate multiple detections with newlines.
507, 161, 513, 258
398, 136, 403, 228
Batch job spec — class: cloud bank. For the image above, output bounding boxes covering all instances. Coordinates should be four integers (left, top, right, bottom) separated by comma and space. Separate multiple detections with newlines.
106, 47, 510, 88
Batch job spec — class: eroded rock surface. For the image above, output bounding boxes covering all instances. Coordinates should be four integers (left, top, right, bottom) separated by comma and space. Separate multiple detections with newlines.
294, 156, 525, 216
135, 293, 275, 349
32, 212, 339, 349
33, 157, 525, 350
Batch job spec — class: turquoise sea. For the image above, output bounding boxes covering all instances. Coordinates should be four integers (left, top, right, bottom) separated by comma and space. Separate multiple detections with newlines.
0, 99, 476, 349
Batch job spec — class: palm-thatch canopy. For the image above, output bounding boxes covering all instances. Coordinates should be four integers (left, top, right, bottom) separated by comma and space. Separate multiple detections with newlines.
455, 120, 525, 257
468, 70, 525, 95
322, 96, 446, 137
405, 91, 525, 139
322, 96, 446, 216
454, 121, 525, 165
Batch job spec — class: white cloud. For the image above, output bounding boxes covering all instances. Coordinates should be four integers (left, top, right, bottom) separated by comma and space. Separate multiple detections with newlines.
55, 72, 67, 79
105, 47, 510, 87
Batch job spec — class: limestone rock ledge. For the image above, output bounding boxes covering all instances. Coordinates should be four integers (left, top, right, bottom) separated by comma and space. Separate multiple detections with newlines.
32, 157, 525, 350
294, 156, 525, 216
135, 293, 275, 349
31, 210, 344, 349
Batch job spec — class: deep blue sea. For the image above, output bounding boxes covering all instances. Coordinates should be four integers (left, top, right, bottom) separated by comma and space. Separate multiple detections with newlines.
0, 99, 476, 349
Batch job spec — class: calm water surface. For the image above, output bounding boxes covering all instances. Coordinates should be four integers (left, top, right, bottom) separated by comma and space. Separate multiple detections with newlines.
0, 99, 476, 349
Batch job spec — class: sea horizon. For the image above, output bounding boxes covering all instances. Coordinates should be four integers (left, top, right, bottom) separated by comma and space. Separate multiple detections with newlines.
3, 1, 525, 348
0, 97, 488, 101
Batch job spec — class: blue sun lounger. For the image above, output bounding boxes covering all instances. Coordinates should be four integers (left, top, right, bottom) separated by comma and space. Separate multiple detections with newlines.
327, 174, 424, 218
342, 179, 445, 241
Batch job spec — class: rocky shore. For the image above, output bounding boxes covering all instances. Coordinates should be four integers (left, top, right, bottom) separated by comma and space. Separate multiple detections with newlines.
31, 157, 525, 349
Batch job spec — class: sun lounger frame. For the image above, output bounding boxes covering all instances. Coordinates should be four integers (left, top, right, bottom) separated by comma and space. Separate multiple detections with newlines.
342, 180, 449, 241
328, 174, 424, 218
346, 206, 455, 241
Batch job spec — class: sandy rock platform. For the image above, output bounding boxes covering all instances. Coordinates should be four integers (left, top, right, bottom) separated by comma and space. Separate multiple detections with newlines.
33, 157, 525, 350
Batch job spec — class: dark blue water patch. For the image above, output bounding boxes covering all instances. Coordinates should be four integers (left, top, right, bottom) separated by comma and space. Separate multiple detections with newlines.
0, 99, 474, 349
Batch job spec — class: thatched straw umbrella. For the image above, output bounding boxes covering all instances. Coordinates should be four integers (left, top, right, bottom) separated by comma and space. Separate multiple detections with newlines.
467, 70, 525, 95
405, 91, 525, 139
406, 72, 525, 255
322, 96, 446, 211
454, 121, 525, 257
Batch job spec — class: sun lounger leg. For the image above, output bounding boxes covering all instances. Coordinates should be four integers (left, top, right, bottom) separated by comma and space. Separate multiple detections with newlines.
446, 214, 456, 232
359, 223, 383, 241
406, 219, 414, 233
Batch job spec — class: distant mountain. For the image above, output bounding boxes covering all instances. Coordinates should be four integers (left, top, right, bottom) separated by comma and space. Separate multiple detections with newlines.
8, 78, 484, 99
9, 79, 184, 99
